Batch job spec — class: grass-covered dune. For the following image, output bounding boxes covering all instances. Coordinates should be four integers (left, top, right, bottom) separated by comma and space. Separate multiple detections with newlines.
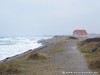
79, 37, 100, 73
0, 51, 49, 75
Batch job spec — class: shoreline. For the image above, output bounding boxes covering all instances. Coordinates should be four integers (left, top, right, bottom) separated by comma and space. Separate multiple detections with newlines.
0, 38, 50, 63
0, 45, 47, 63
0, 36, 66, 63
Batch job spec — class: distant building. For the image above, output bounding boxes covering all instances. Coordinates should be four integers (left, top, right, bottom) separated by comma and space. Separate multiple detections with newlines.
73, 29, 88, 38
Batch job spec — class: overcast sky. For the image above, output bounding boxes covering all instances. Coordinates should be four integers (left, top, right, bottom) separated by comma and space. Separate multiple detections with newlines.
0, 0, 100, 37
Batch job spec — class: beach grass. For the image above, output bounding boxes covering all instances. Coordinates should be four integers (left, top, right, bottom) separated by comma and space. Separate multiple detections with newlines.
0, 61, 21, 75
50, 49, 64, 53
27, 52, 48, 60
0, 52, 49, 75
79, 38, 100, 73
53, 39, 67, 47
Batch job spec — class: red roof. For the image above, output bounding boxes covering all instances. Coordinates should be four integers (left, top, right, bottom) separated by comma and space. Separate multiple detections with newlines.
73, 30, 88, 35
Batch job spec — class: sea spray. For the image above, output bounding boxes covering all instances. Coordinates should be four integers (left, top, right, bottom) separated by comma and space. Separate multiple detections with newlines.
0, 37, 51, 60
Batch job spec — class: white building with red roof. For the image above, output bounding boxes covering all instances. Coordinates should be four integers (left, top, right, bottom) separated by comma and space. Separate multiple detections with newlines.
73, 29, 88, 38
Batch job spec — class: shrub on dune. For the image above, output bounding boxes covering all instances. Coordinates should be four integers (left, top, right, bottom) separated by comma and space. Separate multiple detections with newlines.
27, 52, 48, 60
0, 62, 21, 75
89, 57, 100, 69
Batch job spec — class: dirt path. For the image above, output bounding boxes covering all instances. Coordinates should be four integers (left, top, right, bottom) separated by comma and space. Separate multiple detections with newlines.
33, 39, 99, 75
56, 40, 99, 75
61, 40, 90, 71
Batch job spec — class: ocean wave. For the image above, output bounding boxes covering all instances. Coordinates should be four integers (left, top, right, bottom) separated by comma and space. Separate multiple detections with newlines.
0, 37, 51, 60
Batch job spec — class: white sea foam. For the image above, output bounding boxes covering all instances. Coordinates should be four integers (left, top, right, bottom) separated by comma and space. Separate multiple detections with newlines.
0, 37, 51, 60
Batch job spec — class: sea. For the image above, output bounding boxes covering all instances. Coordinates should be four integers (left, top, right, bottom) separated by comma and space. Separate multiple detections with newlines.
0, 37, 51, 60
